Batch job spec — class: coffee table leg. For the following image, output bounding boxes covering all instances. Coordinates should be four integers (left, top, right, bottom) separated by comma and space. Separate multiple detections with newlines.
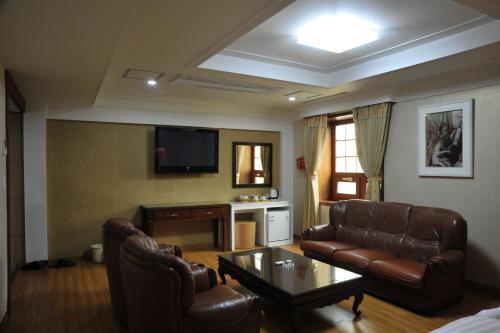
218, 266, 227, 285
289, 308, 301, 333
352, 292, 363, 317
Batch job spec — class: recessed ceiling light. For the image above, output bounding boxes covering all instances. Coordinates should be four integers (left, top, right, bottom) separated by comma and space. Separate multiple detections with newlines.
147, 79, 157, 86
288, 96, 296, 101
297, 14, 378, 53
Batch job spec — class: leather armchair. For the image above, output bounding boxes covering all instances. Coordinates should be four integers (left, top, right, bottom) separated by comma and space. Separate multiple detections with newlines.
102, 218, 215, 326
120, 235, 262, 333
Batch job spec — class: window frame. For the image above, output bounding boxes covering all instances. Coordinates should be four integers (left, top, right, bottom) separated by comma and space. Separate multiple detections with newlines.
330, 118, 367, 201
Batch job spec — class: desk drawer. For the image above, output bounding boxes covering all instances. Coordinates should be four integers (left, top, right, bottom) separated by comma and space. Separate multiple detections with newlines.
191, 207, 223, 219
154, 209, 190, 220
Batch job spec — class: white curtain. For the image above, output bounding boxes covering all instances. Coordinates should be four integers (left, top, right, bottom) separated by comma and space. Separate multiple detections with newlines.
302, 115, 328, 230
353, 102, 392, 201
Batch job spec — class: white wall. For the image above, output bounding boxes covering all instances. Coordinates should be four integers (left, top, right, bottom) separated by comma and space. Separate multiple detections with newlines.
0, 65, 8, 321
24, 106, 294, 259
24, 111, 48, 262
385, 84, 500, 289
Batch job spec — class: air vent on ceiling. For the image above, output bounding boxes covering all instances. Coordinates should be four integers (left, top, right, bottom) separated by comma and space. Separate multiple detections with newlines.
286, 90, 322, 100
302, 91, 348, 104
170, 76, 283, 94
123, 69, 164, 81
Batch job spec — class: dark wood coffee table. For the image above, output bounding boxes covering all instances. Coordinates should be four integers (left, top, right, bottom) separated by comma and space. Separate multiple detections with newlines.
218, 247, 364, 333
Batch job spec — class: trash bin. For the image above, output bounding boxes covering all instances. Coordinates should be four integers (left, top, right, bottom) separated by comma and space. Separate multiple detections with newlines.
91, 244, 104, 263
235, 220, 256, 249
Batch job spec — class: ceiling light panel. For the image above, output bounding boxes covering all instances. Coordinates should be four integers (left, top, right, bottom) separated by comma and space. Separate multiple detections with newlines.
297, 14, 379, 53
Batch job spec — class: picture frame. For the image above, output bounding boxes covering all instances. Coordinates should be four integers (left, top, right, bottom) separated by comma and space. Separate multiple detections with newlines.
418, 99, 473, 177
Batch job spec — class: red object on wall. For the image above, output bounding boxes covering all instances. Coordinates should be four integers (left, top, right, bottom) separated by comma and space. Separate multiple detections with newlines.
296, 156, 305, 170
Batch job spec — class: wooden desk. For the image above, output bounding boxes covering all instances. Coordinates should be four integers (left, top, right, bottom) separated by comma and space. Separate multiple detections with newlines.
141, 202, 230, 251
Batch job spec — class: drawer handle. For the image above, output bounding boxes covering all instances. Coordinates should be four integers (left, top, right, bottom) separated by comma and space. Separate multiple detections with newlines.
203, 211, 213, 215
168, 213, 179, 217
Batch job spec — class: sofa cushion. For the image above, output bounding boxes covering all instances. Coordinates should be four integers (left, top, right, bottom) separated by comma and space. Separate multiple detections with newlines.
369, 258, 426, 291
365, 202, 412, 256
301, 240, 357, 256
333, 248, 395, 270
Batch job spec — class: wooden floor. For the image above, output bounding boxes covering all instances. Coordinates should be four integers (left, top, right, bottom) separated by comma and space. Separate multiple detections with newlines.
3, 243, 500, 333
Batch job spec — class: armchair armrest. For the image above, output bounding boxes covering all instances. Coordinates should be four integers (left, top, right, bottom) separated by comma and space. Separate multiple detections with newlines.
185, 286, 261, 332
158, 243, 182, 257
302, 224, 335, 241
427, 249, 464, 273
190, 263, 217, 293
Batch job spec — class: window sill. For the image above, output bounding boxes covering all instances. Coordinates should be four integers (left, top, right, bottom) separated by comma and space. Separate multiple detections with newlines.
319, 200, 338, 206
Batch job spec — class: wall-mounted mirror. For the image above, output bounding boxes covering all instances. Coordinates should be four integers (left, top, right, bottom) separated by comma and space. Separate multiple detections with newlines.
232, 142, 272, 188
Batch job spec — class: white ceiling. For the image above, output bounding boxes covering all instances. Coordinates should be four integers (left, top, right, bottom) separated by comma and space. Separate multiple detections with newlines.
1, 0, 500, 116
222, 0, 490, 72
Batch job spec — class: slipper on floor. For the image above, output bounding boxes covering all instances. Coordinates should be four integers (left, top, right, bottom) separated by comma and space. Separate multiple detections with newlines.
48, 259, 76, 269
21, 260, 48, 271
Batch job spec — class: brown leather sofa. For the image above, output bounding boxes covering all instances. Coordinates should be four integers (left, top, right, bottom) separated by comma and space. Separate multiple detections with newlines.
102, 218, 216, 326
120, 234, 262, 333
301, 200, 467, 313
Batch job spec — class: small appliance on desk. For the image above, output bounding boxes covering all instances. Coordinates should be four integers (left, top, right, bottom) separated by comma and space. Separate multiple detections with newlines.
269, 188, 279, 199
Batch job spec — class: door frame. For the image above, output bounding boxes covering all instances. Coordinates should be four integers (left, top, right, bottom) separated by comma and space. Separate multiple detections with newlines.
4, 70, 25, 316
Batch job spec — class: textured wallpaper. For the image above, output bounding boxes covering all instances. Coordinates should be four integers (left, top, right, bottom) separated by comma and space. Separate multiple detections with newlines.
46, 120, 280, 259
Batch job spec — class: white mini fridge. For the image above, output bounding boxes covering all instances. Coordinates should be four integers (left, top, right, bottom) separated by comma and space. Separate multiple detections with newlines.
267, 210, 290, 243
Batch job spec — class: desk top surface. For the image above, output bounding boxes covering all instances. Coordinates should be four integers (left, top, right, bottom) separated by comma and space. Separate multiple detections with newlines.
141, 201, 228, 210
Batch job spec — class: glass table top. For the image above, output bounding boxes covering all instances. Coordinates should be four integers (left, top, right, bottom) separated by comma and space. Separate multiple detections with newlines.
219, 247, 362, 296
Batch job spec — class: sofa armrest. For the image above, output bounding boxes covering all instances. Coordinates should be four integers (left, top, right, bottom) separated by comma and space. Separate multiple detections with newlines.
302, 224, 335, 241
424, 249, 465, 309
427, 249, 464, 273
190, 263, 217, 293
158, 243, 183, 258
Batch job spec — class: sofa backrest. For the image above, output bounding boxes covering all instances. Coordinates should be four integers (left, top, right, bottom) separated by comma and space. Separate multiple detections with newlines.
399, 206, 467, 263
365, 202, 412, 257
330, 200, 376, 247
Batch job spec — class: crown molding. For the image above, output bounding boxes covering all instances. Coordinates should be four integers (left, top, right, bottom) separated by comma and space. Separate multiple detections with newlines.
93, 93, 291, 120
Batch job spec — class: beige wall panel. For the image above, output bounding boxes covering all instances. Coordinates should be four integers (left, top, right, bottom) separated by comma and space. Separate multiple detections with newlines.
385, 84, 500, 289
46, 120, 280, 258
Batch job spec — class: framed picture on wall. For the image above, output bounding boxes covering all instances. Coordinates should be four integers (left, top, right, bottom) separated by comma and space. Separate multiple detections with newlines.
418, 99, 473, 177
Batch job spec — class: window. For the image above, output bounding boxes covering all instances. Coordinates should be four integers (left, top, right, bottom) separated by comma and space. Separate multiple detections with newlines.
330, 118, 367, 200
252, 146, 265, 184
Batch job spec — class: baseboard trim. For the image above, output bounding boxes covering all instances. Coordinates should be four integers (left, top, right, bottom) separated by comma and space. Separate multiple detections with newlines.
466, 280, 500, 297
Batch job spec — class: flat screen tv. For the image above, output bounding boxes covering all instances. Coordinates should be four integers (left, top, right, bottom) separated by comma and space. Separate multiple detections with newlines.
154, 126, 219, 173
